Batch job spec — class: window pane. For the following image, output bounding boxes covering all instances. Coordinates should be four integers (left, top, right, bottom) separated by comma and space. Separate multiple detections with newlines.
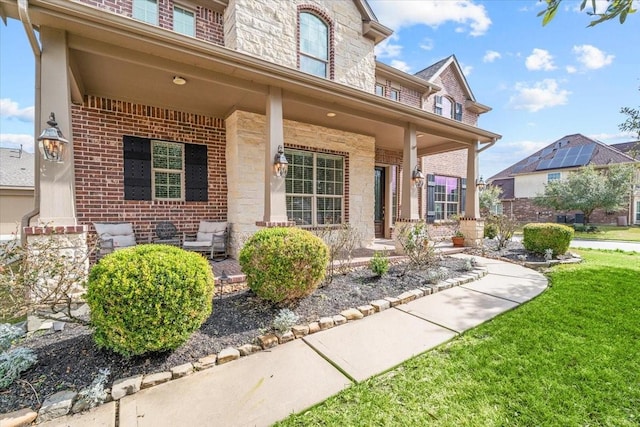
152, 141, 184, 200
300, 55, 327, 78
287, 196, 312, 225
133, 0, 157, 24
173, 6, 195, 37
300, 13, 327, 59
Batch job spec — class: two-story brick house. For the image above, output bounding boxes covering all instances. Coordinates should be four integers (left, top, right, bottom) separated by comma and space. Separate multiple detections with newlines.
1, 0, 500, 254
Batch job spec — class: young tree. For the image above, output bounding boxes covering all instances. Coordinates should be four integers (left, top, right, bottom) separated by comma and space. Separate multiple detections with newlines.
619, 87, 640, 158
479, 184, 503, 217
539, 0, 636, 26
534, 164, 636, 224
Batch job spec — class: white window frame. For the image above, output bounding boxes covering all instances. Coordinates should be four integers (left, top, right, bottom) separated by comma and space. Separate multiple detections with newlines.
375, 83, 385, 97
285, 149, 344, 227
389, 88, 400, 102
152, 140, 185, 201
434, 175, 460, 221
454, 102, 463, 121
173, 4, 195, 37
133, 0, 158, 25
548, 172, 561, 183
434, 95, 443, 115
298, 12, 329, 78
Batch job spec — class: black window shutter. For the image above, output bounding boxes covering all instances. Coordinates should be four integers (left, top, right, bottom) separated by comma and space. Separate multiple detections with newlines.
426, 174, 436, 224
123, 135, 152, 200
184, 143, 208, 202
460, 178, 467, 216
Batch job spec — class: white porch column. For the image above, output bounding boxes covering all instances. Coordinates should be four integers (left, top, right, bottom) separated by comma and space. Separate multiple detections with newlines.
399, 123, 420, 220
262, 86, 289, 224
39, 27, 77, 225
465, 141, 480, 219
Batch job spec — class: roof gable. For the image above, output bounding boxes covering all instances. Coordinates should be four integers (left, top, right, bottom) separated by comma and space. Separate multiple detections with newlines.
414, 55, 476, 102
489, 134, 638, 181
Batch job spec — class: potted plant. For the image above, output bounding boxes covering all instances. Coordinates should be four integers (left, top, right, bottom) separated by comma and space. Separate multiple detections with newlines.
452, 230, 465, 247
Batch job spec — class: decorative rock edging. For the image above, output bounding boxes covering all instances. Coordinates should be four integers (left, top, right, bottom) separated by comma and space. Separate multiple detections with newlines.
496, 252, 582, 271
4, 265, 489, 425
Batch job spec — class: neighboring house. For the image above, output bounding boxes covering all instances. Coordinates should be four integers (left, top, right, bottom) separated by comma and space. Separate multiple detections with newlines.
2, 0, 500, 255
488, 134, 640, 225
0, 147, 35, 240
611, 141, 640, 160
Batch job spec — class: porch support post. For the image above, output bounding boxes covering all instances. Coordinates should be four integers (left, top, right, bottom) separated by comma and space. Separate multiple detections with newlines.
399, 123, 420, 221
38, 27, 77, 225
262, 86, 289, 224
460, 141, 484, 247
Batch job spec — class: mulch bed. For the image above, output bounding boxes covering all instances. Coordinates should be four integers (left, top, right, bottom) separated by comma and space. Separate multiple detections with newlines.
1, 240, 536, 415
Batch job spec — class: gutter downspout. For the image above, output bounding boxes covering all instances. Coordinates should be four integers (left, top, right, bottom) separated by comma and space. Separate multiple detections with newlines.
477, 137, 498, 154
17, 0, 42, 245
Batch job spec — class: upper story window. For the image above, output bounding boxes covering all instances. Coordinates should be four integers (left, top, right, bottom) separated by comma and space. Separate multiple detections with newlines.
389, 88, 400, 102
375, 84, 385, 97
173, 5, 195, 37
434, 96, 443, 115
298, 12, 329, 78
547, 172, 561, 183
133, 0, 158, 25
152, 141, 184, 200
454, 102, 463, 121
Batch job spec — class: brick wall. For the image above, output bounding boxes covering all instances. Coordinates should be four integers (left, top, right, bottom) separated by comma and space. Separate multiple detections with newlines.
71, 95, 227, 240
503, 198, 630, 225
374, 79, 422, 109
423, 149, 467, 178
73, 0, 224, 45
425, 66, 479, 127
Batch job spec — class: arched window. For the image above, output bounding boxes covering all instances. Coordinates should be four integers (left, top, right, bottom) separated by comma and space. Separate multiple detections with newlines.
298, 12, 329, 78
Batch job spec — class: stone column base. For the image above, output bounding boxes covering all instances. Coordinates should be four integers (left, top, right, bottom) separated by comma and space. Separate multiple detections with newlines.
459, 218, 484, 247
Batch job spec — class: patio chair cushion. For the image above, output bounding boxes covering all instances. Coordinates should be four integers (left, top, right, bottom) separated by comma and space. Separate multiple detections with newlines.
195, 221, 227, 243
94, 222, 136, 248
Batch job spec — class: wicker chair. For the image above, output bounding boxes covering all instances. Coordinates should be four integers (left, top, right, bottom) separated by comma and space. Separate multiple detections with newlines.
182, 221, 229, 260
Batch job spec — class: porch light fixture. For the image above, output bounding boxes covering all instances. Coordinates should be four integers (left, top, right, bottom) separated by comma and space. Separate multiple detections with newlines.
412, 165, 425, 188
37, 112, 69, 163
476, 176, 486, 191
274, 145, 289, 178
172, 76, 187, 85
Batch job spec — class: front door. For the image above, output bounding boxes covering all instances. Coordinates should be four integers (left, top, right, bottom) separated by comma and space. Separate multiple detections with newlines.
374, 167, 385, 238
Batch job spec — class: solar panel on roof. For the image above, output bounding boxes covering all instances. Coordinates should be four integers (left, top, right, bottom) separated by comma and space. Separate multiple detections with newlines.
535, 144, 595, 171
541, 147, 554, 157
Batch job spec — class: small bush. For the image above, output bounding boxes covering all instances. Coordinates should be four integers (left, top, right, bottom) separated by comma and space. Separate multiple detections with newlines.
0, 347, 37, 389
396, 222, 437, 269
484, 223, 498, 239
272, 309, 299, 334
369, 251, 390, 276
239, 228, 329, 304
485, 214, 519, 249
522, 223, 574, 257
86, 245, 215, 357
0, 324, 23, 352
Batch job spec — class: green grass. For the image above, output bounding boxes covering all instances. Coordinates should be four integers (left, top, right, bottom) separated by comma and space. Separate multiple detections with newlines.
573, 225, 640, 242
277, 250, 640, 426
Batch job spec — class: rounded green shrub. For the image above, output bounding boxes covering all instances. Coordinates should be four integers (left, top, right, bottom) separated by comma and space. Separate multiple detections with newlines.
369, 251, 390, 276
522, 223, 574, 257
484, 222, 498, 239
239, 227, 329, 303
86, 244, 215, 357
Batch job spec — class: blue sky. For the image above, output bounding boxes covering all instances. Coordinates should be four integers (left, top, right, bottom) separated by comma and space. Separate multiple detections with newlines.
1, 0, 639, 179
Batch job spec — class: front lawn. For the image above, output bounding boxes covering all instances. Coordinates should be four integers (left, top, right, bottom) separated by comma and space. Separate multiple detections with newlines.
278, 250, 640, 426
573, 224, 640, 242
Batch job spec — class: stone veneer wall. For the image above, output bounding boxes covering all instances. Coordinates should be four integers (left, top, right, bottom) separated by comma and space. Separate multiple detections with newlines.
73, 0, 225, 45
224, 0, 375, 92
72, 96, 227, 241
226, 110, 375, 255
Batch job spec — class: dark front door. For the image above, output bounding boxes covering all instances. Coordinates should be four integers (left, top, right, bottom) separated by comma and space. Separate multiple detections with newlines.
374, 167, 385, 238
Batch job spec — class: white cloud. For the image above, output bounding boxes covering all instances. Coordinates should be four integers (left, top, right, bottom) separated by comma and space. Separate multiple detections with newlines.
461, 63, 473, 76
390, 60, 411, 73
572, 44, 614, 70
0, 98, 34, 122
525, 48, 556, 71
483, 50, 501, 63
374, 36, 403, 59
0, 133, 35, 152
509, 79, 570, 112
419, 38, 434, 51
566, 65, 577, 74
588, 131, 637, 142
368, 0, 492, 36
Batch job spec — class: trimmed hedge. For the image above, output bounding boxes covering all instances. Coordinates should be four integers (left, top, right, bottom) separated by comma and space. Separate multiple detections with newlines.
239, 227, 329, 303
522, 223, 574, 257
86, 245, 215, 357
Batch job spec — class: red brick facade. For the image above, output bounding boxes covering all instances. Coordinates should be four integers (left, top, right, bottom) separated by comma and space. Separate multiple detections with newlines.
502, 198, 629, 225
423, 149, 467, 178
74, 0, 225, 45
71, 96, 227, 240
427, 66, 479, 126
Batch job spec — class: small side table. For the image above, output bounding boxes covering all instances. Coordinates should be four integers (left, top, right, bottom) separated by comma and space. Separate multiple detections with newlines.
153, 238, 181, 247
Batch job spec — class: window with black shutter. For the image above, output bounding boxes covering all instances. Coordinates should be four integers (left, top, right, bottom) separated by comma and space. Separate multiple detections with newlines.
426, 174, 436, 223
123, 135, 208, 202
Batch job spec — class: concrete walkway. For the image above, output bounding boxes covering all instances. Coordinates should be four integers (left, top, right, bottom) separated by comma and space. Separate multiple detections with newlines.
40, 255, 547, 427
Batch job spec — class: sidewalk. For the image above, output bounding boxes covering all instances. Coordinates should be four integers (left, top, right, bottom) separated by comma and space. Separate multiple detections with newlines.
40, 255, 547, 427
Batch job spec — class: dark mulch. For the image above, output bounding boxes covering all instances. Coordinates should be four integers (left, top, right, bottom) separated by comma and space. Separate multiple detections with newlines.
0, 241, 536, 414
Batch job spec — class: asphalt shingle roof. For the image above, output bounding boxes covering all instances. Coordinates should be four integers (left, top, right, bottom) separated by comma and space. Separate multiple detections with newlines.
0, 147, 35, 188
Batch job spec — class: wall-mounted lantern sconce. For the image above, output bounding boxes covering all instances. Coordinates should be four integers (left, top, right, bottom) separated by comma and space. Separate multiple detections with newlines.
274, 145, 289, 178
412, 165, 425, 188
37, 112, 69, 163
476, 176, 486, 191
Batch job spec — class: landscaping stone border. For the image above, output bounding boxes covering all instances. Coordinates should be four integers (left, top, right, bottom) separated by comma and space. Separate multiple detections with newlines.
3, 264, 489, 425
